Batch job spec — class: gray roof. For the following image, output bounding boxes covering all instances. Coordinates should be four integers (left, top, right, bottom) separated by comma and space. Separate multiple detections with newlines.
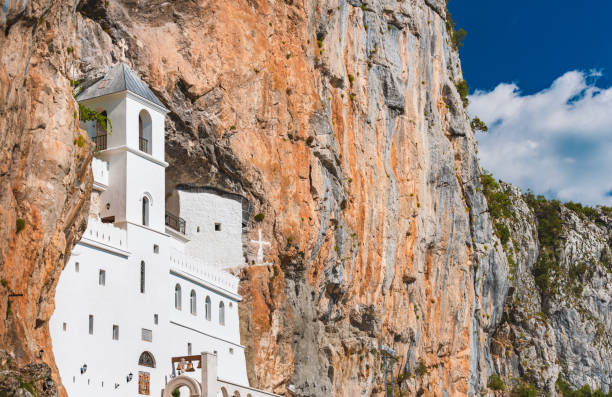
77, 63, 167, 110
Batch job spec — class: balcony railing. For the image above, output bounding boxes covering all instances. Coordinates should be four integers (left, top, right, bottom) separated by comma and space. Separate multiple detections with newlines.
165, 212, 186, 234
94, 134, 107, 151
139, 137, 149, 154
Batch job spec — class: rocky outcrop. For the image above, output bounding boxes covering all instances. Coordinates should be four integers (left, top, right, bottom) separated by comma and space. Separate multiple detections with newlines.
4, 0, 609, 397
487, 181, 612, 394
69, 0, 510, 395
0, 0, 92, 395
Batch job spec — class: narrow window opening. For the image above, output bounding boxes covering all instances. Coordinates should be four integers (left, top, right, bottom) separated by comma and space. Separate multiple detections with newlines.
214, 223, 221, 231
140, 261, 145, 293
154, 314, 158, 325
187, 343, 192, 355
142, 196, 150, 226
112, 325, 119, 340
99, 269, 106, 286
153, 244, 159, 253
88, 315, 94, 335
205, 296, 211, 321
174, 284, 182, 310
229, 347, 234, 354
62, 322, 67, 331
196, 226, 200, 233
75, 262, 79, 272
219, 301, 225, 326
190, 290, 197, 315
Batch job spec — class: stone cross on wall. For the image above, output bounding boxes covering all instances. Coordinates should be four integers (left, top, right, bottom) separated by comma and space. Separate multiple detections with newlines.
249, 229, 270, 265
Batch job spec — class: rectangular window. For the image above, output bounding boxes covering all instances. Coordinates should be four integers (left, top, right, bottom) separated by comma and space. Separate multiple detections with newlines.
88, 315, 94, 335
229, 347, 234, 354
141, 328, 152, 342
75, 262, 79, 272
153, 244, 159, 253
187, 343, 192, 355
214, 223, 221, 231
99, 269, 106, 286
112, 325, 119, 340
62, 322, 67, 331
153, 314, 158, 325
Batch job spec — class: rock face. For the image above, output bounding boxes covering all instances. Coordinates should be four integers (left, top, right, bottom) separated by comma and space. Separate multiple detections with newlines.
0, 0, 93, 396
2, 0, 609, 397
488, 182, 612, 394
71, 0, 509, 395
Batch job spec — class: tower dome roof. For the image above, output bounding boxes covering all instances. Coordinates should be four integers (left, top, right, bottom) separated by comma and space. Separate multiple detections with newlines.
77, 63, 168, 111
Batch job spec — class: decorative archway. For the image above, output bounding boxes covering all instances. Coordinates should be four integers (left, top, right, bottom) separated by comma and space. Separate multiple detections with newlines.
162, 375, 201, 397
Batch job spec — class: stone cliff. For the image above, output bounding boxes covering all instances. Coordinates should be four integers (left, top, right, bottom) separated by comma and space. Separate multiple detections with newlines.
484, 179, 611, 395
0, 1, 93, 396
72, 0, 507, 395
1, 0, 610, 396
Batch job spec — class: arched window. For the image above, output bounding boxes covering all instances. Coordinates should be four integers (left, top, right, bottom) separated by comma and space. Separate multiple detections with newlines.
142, 196, 150, 226
174, 284, 182, 310
140, 261, 145, 293
219, 301, 225, 326
138, 351, 156, 368
138, 109, 152, 154
205, 296, 211, 321
190, 290, 197, 315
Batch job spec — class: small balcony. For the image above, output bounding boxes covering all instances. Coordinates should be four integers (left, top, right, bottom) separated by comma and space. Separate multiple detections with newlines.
165, 212, 186, 234
94, 134, 107, 151
139, 137, 149, 154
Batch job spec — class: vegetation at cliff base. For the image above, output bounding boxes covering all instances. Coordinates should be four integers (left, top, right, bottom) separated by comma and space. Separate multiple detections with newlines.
512, 381, 538, 397
557, 377, 612, 397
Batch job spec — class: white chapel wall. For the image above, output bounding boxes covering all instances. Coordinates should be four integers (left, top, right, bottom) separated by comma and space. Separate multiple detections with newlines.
176, 190, 244, 269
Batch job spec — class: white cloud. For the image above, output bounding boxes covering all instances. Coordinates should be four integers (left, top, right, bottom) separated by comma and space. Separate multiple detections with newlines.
469, 70, 612, 206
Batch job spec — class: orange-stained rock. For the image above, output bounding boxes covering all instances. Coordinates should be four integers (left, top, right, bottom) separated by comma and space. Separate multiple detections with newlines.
2, 0, 512, 396
0, 1, 92, 396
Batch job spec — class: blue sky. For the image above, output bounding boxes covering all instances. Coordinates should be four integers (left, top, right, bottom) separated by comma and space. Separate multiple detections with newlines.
449, 1, 612, 206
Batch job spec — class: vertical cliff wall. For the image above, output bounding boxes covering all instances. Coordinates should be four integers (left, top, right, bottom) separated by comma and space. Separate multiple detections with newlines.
487, 182, 612, 395
70, 0, 510, 395
0, 0, 92, 396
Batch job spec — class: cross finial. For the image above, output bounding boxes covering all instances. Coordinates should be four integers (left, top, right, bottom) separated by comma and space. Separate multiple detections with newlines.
249, 229, 270, 265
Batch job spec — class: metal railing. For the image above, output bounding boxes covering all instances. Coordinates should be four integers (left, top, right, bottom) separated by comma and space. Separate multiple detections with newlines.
94, 134, 107, 151
139, 137, 149, 153
165, 212, 186, 234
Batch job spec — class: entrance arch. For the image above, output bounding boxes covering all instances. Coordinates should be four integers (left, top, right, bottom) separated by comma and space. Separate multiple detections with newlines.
162, 375, 201, 397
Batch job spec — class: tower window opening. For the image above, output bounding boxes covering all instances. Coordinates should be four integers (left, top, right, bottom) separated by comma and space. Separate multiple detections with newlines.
88, 315, 94, 335
75, 262, 79, 273
112, 325, 119, 340
215, 223, 221, 231
138, 109, 152, 155
142, 196, 150, 226
99, 269, 106, 286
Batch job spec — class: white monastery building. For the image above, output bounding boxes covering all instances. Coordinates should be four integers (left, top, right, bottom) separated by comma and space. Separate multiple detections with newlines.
50, 63, 277, 397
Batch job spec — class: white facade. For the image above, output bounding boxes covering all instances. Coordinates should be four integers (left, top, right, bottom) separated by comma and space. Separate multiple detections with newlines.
50, 66, 275, 397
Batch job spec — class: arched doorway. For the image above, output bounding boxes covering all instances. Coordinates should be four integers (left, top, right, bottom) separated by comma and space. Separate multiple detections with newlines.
161, 375, 201, 397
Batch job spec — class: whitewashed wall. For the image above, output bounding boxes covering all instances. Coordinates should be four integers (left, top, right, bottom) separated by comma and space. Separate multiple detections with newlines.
177, 190, 244, 269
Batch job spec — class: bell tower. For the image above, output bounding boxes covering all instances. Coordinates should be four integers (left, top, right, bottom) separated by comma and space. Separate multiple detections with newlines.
77, 63, 169, 232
